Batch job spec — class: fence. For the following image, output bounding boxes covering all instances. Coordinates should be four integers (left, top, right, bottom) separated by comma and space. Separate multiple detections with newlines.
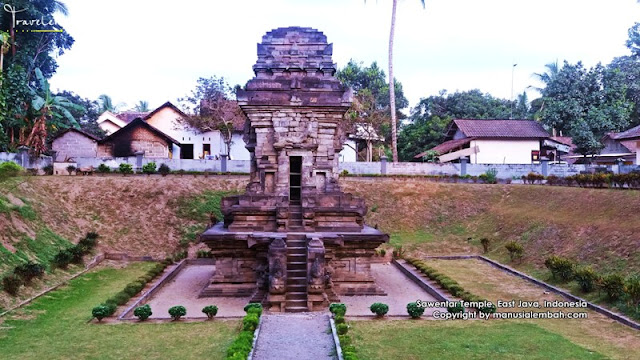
2, 151, 639, 178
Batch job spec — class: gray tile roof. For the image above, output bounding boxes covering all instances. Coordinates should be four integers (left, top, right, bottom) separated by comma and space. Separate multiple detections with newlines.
454, 119, 550, 138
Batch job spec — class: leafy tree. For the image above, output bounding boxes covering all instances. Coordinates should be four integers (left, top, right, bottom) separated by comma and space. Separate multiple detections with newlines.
626, 22, 640, 58
529, 60, 560, 93
609, 56, 640, 127
540, 61, 632, 157
54, 90, 105, 138
97, 94, 124, 113
397, 89, 513, 161
178, 76, 245, 159
337, 60, 408, 161
0, 0, 74, 150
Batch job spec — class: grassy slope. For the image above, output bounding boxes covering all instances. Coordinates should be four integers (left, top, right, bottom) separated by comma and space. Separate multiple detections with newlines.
341, 178, 640, 274
0, 262, 238, 360
350, 321, 605, 360
422, 258, 640, 359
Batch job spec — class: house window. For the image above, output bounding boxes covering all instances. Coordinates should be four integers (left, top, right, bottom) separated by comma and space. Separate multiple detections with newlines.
203, 144, 211, 157
180, 144, 194, 159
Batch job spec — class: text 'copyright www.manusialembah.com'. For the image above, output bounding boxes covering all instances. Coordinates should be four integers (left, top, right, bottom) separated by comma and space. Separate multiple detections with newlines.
416, 299, 589, 320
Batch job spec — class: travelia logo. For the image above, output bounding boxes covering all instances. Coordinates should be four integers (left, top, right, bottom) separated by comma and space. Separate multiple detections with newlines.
3, 4, 63, 33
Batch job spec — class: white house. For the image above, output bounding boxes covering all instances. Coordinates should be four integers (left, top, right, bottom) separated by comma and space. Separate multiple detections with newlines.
97, 102, 250, 160
417, 119, 561, 164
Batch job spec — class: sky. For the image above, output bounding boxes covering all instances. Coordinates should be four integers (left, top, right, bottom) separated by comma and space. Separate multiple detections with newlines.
46, 0, 640, 114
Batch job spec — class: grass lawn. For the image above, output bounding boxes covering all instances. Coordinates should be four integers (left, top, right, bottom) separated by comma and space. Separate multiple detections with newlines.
421, 258, 640, 360
349, 320, 605, 360
0, 262, 238, 360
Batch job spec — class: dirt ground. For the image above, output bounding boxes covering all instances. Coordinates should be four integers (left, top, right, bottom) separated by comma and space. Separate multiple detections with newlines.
143, 264, 250, 318
341, 263, 446, 316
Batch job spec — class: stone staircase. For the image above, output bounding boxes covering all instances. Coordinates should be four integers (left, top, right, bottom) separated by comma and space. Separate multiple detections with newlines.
285, 234, 308, 312
288, 203, 303, 231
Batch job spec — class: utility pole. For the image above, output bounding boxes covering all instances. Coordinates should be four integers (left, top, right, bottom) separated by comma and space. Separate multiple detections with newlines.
510, 63, 517, 119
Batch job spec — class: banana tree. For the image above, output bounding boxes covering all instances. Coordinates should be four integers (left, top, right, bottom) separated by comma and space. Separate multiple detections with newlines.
25, 68, 82, 154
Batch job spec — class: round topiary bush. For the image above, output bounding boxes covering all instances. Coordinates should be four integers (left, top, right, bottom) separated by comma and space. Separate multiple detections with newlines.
447, 302, 464, 314
202, 305, 218, 319
168, 305, 187, 321
243, 302, 263, 313
336, 323, 349, 335
334, 315, 345, 324
406, 302, 425, 319
113, 291, 130, 306
478, 303, 497, 314
242, 313, 259, 331
369, 302, 389, 317
329, 303, 347, 316
134, 304, 152, 321
92, 305, 111, 321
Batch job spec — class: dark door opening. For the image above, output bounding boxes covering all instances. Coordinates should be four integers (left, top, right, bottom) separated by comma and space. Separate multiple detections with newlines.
203, 144, 211, 158
180, 144, 194, 159
289, 156, 302, 203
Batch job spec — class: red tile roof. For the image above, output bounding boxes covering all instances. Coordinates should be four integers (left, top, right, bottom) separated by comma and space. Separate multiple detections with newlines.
611, 124, 640, 140
453, 119, 549, 138
414, 138, 474, 158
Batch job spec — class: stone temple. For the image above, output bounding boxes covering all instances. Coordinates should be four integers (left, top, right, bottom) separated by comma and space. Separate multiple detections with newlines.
200, 27, 388, 312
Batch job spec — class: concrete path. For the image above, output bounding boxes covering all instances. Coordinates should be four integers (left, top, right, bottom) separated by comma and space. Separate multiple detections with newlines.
252, 313, 337, 360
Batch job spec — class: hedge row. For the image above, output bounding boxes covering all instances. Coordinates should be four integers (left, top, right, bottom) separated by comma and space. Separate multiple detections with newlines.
94, 162, 247, 177
406, 258, 497, 314
527, 172, 640, 189
544, 255, 640, 307
91, 259, 170, 321
2, 232, 98, 296
225, 303, 263, 360
329, 303, 359, 360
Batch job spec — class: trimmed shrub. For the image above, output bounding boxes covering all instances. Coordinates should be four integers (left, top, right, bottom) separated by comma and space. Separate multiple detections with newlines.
242, 313, 259, 331
69, 246, 85, 264
336, 323, 349, 335
600, 273, 625, 300
103, 302, 117, 316
113, 291, 130, 306
479, 168, 498, 184
2, 274, 22, 295
142, 162, 157, 175
13, 262, 45, 283
447, 302, 464, 314
92, 305, 111, 321
66, 165, 76, 175
574, 266, 598, 293
97, 164, 110, 174
158, 163, 171, 176
334, 315, 345, 324
168, 305, 187, 320
134, 304, 152, 321
124, 282, 145, 297
226, 330, 255, 359
244, 303, 263, 316
478, 303, 497, 314
505, 241, 524, 262
0, 161, 23, 180
480, 238, 490, 253
625, 274, 640, 306
119, 163, 133, 175
545, 256, 575, 282
53, 249, 73, 269
202, 305, 218, 319
406, 302, 425, 319
329, 303, 347, 316
42, 164, 54, 175
369, 302, 389, 317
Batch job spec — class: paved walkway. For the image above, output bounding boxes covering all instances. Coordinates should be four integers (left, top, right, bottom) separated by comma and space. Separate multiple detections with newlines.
252, 313, 337, 360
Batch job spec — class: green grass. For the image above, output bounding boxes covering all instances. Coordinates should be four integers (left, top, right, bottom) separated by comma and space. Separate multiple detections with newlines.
0, 228, 73, 274
174, 190, 236, 222
0, 263, 238, 359
350, 321, 605, 360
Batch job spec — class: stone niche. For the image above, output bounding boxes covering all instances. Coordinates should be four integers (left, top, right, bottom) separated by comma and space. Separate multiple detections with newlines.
200, 27, 388, 312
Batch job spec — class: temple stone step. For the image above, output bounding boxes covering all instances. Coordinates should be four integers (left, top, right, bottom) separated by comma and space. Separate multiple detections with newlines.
286, 291, 307, 300
288, 262, 307, 270
284, 306, 308, 313
287, 276, 307, 285
286, 284, 306, 292
287, 247, 306, 254
286, 300, 307, 308
287, 254, 306, 261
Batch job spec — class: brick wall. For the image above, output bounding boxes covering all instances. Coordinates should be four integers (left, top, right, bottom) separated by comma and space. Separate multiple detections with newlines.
98, 126, 170, 158
51, 131, 97, 161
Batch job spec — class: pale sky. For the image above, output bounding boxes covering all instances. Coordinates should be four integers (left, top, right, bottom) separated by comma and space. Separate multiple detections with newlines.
48, 0, 640, 114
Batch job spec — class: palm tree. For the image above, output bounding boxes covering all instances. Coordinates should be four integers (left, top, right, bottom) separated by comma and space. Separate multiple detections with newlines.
26, 68, 81, 154
98, 94, 119, 113
529, 60, 559, 93
369, 0, 426, 162
134, 100, 150, 112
